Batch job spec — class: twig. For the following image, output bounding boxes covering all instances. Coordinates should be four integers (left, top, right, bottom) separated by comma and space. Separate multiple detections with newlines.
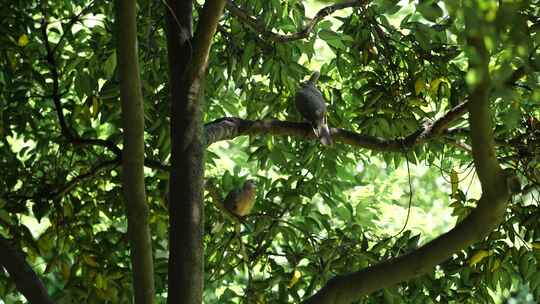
226, 0, 368, 42
50, 158, 120, 200
41, 17, 73, 139
52, 0, 98, 54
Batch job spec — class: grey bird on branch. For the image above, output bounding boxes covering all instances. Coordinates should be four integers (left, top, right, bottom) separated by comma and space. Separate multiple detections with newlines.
295, 71, 333, 146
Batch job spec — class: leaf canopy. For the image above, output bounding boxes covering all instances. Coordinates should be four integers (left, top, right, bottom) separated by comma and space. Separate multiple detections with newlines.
1, 0, 540, 303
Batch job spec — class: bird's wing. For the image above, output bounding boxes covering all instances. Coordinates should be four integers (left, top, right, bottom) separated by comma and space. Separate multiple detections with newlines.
223, 189, 240, 213
295, 85, 326, 122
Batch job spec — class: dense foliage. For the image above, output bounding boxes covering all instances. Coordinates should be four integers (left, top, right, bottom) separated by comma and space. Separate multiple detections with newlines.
1, 0, 540, 303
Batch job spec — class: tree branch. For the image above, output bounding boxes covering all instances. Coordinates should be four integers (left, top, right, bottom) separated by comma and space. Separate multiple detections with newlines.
51, 0, 97, 55
466, 37, 504, 191
187, 0, 227, 85
203, 62, 526, 149
0, 236, 55, 304
41, 17, 73, 140
50, 158, 119, 200
4, 158, 119, 209
40, 7, 165, 172
225, 0, 367, 42
302, 26, 511, 304
204, 100, 469, 150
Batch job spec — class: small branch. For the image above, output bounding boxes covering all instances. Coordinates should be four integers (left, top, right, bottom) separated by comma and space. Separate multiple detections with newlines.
51, 0, 97, 54
38, 25, 166, 170
50, 158, 120, 200
225, 0, 367, 43
144, 158, 170, 171
504, 65, 526, 86
71, 137, 122, 155
72, 138, 168, 171
204, 100, 469, 150
40, 7, 167, 171
440, 137, 472, 153
0, 236, 55, 304
41, 17, 73, 140
186, 0, 227, 85
4, 158, 120, 205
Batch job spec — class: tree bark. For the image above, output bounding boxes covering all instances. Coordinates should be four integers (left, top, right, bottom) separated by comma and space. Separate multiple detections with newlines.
0, 236, 55, 304
116, 0, 155, 302
165, 0, 225, 303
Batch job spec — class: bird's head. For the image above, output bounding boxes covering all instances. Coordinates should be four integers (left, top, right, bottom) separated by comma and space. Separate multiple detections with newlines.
243, 180, 256, 192
300, 71, 320, 87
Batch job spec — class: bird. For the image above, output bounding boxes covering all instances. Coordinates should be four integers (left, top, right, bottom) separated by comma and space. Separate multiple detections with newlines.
295, 71, 333, 146
223, 180, 256, 217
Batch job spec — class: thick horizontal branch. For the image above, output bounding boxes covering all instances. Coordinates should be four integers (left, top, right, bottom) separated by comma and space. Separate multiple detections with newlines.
204, 100, 469, 150
226, 0, 367, 42
58, 100, 468, 176
0, 237, 55, 304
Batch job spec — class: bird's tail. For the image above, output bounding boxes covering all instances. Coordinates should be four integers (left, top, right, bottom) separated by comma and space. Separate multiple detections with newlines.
312, 116, 332, 146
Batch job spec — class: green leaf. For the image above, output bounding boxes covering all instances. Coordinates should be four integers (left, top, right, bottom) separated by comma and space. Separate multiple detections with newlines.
416, 2, 443, 22
103, 51, 117, 78
319, 30, 347, 50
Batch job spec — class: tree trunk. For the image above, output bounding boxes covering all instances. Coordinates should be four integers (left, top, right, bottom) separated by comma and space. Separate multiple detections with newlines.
165, 0, 225, 302
0, 236, 55, 304
117, 0, 155, 302
164, 1, 201, 303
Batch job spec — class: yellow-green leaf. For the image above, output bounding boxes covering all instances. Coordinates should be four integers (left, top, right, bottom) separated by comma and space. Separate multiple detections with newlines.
490, 259, 501, 272
469, 250, 490, 266
450, 169, 459, 196
83, 255, 99, 267
287, 270, 301, 288
61, 262, 71, 281
414, 78, 425, 96
18, 34, 29, 47
429, 77, 449, 95
91, 96, 99, 118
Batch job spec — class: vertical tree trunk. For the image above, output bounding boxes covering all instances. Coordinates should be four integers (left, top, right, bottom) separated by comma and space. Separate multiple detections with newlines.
164, 1, 201, 303
116, 0, 155, 302
165, 0, 225, 302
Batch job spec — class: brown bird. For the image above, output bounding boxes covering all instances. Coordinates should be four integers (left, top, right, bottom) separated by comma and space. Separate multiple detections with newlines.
223, 180, 256, 217
295, 71, 332, 145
